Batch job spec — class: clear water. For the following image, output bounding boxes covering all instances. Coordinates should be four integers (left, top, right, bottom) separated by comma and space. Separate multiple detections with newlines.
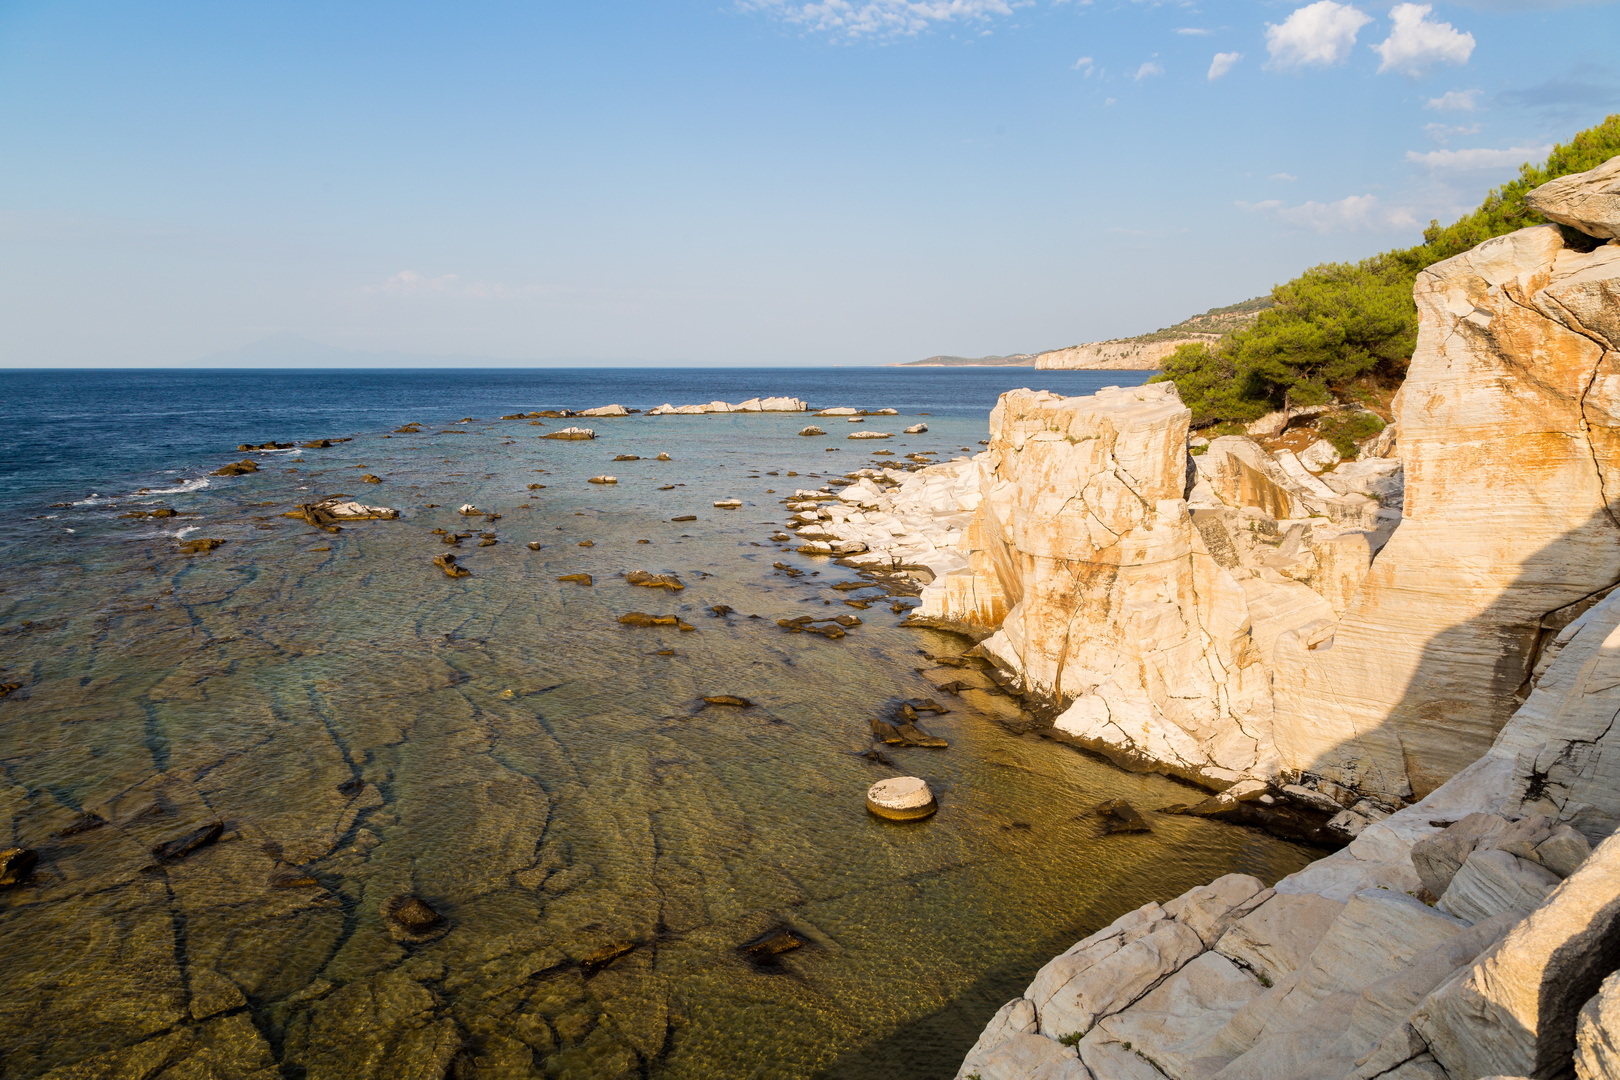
0, 369, 1315, 1079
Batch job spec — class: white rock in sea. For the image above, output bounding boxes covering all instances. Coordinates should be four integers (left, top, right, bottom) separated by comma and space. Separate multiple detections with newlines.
799, 426, 825, 436
587, 475, 617, 485
904, 423, 927, 434
578, 404, 629, 417
865, 776, 936, 820
816, 407, 857, 416
847, 431, 892, 440
713, 499, 741, 509
458, 503, 480, 515
542, 426, 596, 440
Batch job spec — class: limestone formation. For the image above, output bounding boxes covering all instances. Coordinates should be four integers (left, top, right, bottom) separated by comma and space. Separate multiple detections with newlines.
1524, 153, 1620, 240
1034, 336, 1217, 371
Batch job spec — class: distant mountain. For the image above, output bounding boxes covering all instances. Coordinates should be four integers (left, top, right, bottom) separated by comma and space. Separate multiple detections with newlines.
1035, 297, 1274, 371
898, 353, 1036, 367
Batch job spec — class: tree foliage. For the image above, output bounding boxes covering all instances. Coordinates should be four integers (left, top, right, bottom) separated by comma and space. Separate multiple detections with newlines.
1154, 114, 1620, 427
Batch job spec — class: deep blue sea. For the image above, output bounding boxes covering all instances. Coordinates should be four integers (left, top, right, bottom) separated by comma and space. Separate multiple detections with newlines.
0, 367, 1149, 509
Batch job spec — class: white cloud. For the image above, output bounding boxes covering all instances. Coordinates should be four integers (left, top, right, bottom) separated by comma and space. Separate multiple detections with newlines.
1238, 194, 1417, 232
1175, 26, 1212, 34
1270, 172, 1299, 180
739, 0, 1027, 38
1134, 60, 1164, 80
1373, 4, 1474, 75
1264, 1, 1372, 69
1405, 144, 1553, 170
1073, 55, 1094, 72
1208, 51, 1242, 79
1425, 88, 1481, 111
1423, 121, 1482, 144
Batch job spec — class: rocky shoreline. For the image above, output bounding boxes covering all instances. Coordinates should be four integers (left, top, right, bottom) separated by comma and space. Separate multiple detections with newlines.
920, 149, 1620, 1080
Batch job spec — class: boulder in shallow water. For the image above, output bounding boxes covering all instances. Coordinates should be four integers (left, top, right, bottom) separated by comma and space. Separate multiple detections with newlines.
0, 847, 38, 887
867, 776, 937, 821
627, 570, 684, 591
1096, 798, 1152, 834
543, 426, 596, 440
211, 459, 259, 476
433, 554, 470, 578
703, 695, 752, 708
588, 475, 617, 485
178, 537, 226, 555
904, 423, 927, 434
799, 426, 825, 436
580, 404, 630, 417
383, 894, 450, 944
151, 820, 223, 863
557, 573, 592, 585
847, 430, 893, 440
619, 612, 695, 631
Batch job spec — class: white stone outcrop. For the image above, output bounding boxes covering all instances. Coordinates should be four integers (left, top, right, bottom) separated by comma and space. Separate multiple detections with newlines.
958, 583, 1620, 1078
1034, 336, 1219, 371
646, 397, 807, 415
954, 156, 1620, 1080
1271, 223, 1620, 803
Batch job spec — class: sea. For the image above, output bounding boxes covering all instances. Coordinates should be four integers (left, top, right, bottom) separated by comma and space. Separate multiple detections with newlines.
0, 368, 1314, 1080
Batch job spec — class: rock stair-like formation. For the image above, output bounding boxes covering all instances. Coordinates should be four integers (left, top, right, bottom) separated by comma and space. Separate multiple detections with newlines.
949, 154, 1620, 1080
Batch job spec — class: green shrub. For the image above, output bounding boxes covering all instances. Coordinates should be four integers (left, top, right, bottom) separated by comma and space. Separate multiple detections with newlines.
1058, 1032, 1084, 1047
1153, 114, 1620, 427
1318, 413, 1386, 458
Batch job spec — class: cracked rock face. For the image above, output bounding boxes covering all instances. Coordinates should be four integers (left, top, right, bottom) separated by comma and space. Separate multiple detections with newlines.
919, 384, 1280, 788
1273, 223, 1620, 803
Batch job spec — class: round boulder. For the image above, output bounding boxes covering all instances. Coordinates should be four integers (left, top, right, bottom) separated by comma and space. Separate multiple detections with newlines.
866, 776, 937, 821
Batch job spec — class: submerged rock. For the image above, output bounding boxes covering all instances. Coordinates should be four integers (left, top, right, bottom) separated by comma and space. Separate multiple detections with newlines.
433, 554, 470, 578
703, 695, 752, 708
740, 925, 804, 966
866, 777, 937, 821
1095, 798, 1152, 835
613, 454, 640, 461
627, 571, 684, 591
383, 894, 450, 944
151, 820, 223, 863
557, 573, 593, 585
619, 612, 696, 631
0, 847, 38, 887
178, 537, 226, 555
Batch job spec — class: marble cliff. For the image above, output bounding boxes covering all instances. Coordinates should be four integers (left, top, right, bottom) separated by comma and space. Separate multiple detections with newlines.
928, 156, 1620, 1078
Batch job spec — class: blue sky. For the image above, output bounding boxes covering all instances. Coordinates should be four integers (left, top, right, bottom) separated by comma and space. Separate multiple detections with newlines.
1, 0, 1615, 367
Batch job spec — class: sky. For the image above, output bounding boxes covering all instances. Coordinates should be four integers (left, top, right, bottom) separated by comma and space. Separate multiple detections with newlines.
1, 0, 1616, 367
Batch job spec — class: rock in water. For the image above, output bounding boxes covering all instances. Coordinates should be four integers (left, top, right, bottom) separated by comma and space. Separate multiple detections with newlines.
799, 426, 826, 436
866, 776, 937, 821
542, 426, 596, 440
151, 820, 224, 863
433, 554, 470, 578
1095, 798, 1152, 834
588, 475, 617, 485
904, 423, 927, 434
557, 573, 592, 585
211, 459, 259, 476
713, 499, 742, 509
740, 925, 804, 965
703, 695, 752, 708
0, 848, 38, 887
626, 570, 684, 591
613, 454, 640, 461
179, 537, 226, 555
383, 894, 450, 944
847, 431, 893, 440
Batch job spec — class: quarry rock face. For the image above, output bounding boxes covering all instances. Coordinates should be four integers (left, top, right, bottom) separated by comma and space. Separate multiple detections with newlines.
1272, 223, 1620, 802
